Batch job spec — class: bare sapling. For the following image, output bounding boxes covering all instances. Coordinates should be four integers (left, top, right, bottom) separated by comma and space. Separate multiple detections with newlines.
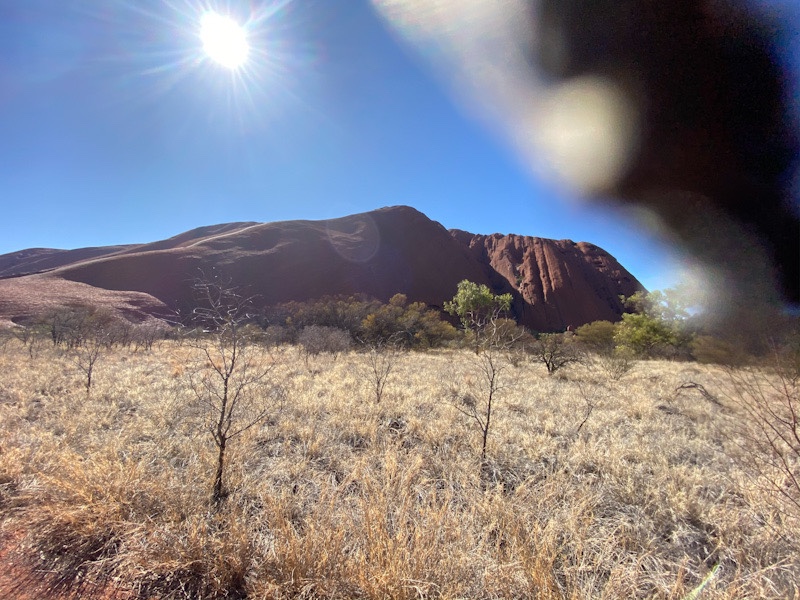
61, 310, 118, 393
70, 332, 109, 393
451, 317, 525, 468
186, 275, 277, 507
530, 332, 583, 376
361, 334, 404, 404
573, 382, 605, 441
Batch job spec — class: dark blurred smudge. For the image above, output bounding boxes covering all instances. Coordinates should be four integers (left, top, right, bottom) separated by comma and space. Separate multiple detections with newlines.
372, 0, 800, 317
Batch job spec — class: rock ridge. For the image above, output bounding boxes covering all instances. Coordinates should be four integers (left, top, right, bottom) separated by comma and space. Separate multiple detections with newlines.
0, 206, 642, 332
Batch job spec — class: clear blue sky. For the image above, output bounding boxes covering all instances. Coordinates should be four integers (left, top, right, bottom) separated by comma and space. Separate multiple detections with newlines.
0, 0, 692, 291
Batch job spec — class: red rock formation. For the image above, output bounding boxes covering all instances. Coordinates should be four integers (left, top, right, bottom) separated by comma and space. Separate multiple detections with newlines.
0, 206, 642, 331
0, 275, 169, 327
42, 207, 490, 312
450, 231, 641, 331
0, 246, 134, 278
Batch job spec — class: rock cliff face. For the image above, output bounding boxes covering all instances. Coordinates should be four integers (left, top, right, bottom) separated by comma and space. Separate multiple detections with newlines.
450, 231, 641, 331
0, 206, 643, 331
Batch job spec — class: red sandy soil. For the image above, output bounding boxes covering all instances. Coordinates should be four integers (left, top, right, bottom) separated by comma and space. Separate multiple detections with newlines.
0, 532, 131, 600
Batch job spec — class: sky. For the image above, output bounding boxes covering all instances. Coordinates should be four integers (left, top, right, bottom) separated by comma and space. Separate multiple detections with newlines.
0, 0, 735, 291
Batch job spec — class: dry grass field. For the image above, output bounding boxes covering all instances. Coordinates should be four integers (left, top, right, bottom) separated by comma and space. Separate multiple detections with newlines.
0, 336, 797, 599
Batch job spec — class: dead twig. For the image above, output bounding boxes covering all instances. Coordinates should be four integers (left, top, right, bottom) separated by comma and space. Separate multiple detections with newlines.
675, 381, 723, 407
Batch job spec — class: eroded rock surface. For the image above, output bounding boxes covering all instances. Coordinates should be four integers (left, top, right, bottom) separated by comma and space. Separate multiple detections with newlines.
0, 206, 642, 331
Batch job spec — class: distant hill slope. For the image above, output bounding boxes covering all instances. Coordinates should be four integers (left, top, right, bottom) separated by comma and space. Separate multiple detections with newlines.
0, 206, 642, 331
0, 222, 260, 278
0, 246, 134, 278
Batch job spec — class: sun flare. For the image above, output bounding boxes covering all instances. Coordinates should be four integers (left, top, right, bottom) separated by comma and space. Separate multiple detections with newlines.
200, 11, 249, 69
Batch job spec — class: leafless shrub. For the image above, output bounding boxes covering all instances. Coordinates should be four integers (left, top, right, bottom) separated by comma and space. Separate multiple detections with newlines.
593, 347, 635, 381
186, 276, 279, 507
451, 319, 525, 466
7, 323, 46, 358
45, 306, 111, 349
720, 356, 799, 533
132, 321, 168, 351
262, 324, 293, 347
360, 336, 405, 404
105, 319, 134, 348
298, 325, 352, 367
0, 328, 12, 350
68, 331, 110, 393
529, 332, 583, 375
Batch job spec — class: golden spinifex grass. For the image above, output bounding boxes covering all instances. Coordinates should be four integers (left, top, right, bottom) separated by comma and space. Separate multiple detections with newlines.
0, 339, 797, 599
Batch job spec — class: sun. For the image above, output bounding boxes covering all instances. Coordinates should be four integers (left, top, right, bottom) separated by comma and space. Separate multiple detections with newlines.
200, 11, 249, 69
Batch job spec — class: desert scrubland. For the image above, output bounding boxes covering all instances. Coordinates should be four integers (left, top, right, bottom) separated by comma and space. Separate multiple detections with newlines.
0, 336, 797, 599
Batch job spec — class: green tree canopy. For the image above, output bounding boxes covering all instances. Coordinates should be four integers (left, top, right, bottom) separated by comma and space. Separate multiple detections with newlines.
615, 288, 696, 358
444, 280, 512, 330
622, 288, 691, 323
574, 320, 617, 354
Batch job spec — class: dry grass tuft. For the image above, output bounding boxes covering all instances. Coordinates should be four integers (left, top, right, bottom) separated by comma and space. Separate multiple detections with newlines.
0, 339, 797, 598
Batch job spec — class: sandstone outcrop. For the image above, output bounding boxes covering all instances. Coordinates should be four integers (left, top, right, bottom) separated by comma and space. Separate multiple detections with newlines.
0, 206, 642, 331
450, 231, 641, 331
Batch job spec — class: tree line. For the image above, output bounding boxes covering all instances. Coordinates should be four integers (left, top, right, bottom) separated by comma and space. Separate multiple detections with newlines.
7, 280, 796, 369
